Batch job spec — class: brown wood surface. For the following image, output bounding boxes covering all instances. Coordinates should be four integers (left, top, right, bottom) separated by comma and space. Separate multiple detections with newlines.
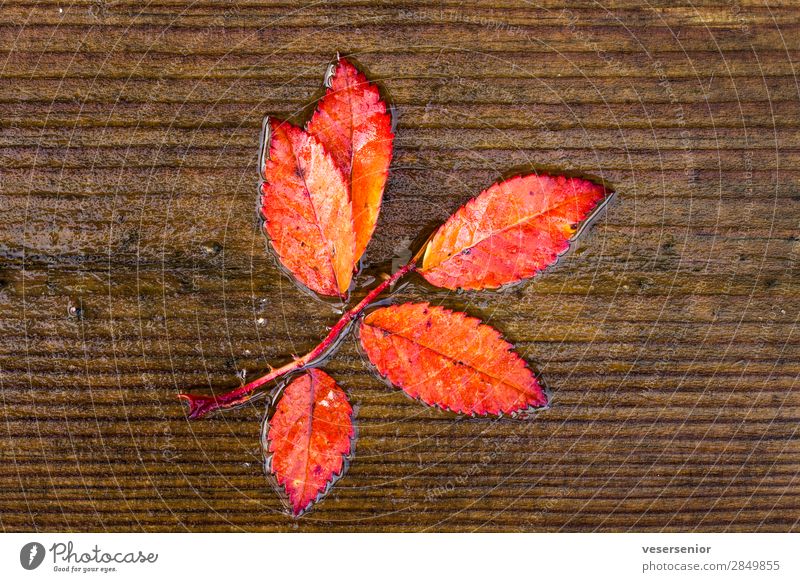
1, 0, 798, 532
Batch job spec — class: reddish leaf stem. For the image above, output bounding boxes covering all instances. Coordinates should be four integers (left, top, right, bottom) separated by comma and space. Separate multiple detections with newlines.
178, 260, 417, 419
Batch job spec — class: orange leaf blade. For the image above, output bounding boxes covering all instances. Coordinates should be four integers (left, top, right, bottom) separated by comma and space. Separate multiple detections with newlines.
307, 57, 394, 263
420, 174, 611, 290
360, 303, 547, 416
260, 119, 355, 297
264, 369, 354, 516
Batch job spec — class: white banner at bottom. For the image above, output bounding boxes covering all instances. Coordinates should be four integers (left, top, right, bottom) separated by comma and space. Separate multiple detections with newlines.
0, 533, 797, 581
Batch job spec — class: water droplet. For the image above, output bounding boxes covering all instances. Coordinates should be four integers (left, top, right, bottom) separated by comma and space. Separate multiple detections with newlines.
323, 62, 336, 88
67, 299, 83, 320
201, 240, 222, 256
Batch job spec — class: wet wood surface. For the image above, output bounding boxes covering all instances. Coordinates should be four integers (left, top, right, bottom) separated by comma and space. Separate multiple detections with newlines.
1, 1, 798, 532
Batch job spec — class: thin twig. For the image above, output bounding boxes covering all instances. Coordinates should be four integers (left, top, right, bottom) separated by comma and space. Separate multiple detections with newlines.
178, 260, 417, 419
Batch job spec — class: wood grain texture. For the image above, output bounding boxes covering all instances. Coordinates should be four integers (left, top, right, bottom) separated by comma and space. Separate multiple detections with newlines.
0, 0, 798, 532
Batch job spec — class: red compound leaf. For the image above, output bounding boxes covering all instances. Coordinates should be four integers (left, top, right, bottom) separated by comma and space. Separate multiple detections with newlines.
263, 369, 354, 517
307, 57, 394, 263
260, 118, 355, 297
359, 303, 547, 416
420, 173, 611, 290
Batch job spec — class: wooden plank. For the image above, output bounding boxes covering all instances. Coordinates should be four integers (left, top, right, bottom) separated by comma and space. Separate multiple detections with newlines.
0, 0, 798, 532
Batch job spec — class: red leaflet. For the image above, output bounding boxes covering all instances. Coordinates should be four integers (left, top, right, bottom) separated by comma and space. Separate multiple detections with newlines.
264, 369, 354, 516
260, 118, 355, 297
420, 173, 611, 290
307, 57, 394, 263
359, 303, 547, 415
